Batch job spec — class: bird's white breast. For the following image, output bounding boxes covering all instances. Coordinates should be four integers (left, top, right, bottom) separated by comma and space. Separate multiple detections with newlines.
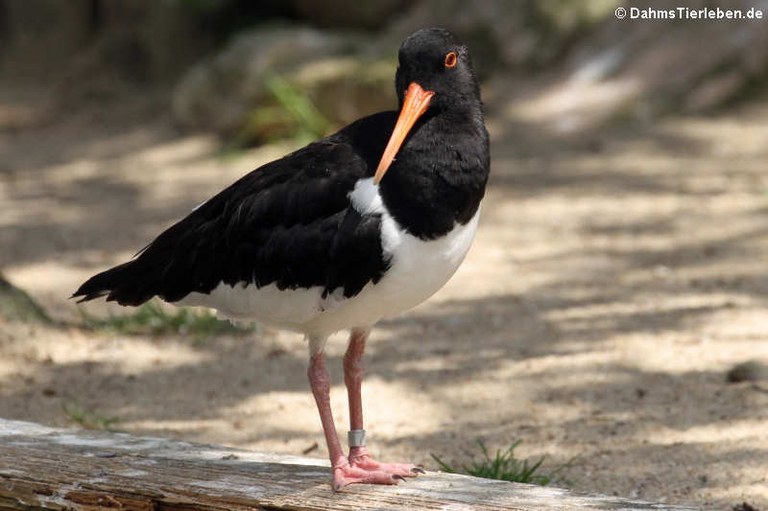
177, 178, 479, 338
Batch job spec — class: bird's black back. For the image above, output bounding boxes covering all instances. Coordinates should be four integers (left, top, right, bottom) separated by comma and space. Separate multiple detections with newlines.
73, 112, 398, 306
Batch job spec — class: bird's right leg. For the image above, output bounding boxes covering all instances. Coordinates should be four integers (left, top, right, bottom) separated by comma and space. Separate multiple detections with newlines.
343, 328, 421, 478
307, 337, 400, 491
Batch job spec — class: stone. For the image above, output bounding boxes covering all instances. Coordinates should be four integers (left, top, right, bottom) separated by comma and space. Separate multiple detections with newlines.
726, 360, 768, 383
292, 0, 411, 29
172, 26, 394, 143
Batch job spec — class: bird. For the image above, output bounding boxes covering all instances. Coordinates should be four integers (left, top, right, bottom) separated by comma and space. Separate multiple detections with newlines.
73, 27, 490, 491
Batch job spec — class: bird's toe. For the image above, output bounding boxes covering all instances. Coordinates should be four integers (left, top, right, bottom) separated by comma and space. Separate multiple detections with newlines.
331, 462, 403, 491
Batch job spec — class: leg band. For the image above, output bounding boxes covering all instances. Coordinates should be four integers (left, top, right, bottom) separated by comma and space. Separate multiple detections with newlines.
348, 429, 366, 447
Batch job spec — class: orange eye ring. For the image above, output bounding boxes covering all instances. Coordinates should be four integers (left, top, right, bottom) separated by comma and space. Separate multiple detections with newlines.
444, 51, 457, 68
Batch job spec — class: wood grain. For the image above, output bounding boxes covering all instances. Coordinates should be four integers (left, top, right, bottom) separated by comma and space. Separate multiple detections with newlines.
0, 419, 700, 510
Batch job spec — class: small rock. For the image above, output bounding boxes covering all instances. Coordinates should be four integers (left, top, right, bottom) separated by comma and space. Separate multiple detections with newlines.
731, 502, 760, 511
726, 360, 768, 383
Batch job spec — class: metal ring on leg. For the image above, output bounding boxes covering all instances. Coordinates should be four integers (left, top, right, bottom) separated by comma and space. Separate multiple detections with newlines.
348, 429, 366, 448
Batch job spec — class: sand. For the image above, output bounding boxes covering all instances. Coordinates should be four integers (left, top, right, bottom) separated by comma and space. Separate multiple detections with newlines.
0, 82, 766, 509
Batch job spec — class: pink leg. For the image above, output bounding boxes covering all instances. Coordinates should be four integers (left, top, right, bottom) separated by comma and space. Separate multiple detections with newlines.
344, 328, 368, 432
308, 348, 404, 491
343, 329, 424, 478
308, 351, 345, 467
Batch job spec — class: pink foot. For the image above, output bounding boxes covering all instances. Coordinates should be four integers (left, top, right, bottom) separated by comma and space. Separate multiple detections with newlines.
349, 447, 423, 477
331, 447, 425, 491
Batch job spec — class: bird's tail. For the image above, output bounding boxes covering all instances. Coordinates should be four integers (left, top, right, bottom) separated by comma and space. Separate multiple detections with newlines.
71, 259, 160, 307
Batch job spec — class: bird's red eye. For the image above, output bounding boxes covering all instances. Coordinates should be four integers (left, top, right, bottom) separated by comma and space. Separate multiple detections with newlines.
444, 51, 457, 68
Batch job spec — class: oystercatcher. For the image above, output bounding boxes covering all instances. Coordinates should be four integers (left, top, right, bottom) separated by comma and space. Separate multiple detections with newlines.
73, 27, 490, 490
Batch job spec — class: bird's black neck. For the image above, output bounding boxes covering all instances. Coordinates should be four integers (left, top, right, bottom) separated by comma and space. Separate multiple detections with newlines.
378, 107, 490, 240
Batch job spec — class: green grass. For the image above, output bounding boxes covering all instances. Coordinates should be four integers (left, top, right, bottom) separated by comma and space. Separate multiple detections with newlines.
62, 401, 121, 431
265, 74, 329, 140
238, 74, 330, 146
431, 439, 570, 486
80, 300, 252, 340
0, 274, 51, 324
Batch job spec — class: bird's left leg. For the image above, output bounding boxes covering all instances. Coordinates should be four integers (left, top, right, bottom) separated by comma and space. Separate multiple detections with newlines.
343, 328, 423, 478
308, 336, 401, 491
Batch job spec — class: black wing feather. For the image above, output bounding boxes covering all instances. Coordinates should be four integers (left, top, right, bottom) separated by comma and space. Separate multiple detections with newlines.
73, 112, 397, 306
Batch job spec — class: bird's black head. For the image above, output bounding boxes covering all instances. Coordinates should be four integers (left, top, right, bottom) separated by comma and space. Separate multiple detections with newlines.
395, 28, 481, 113
374, 28, 482, 183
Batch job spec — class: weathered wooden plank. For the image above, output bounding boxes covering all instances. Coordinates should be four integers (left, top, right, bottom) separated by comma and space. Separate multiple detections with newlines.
0, 419, 700, 510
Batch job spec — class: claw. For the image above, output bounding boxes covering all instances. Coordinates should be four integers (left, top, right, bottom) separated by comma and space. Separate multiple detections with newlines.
332, 447, 423, 489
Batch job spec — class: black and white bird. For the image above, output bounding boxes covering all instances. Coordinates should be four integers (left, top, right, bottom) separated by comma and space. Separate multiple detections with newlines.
73, 27, 490, 491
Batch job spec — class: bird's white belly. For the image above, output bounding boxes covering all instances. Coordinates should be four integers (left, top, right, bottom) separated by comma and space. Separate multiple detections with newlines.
177, 179, 480, 337
305, 208, 480, 335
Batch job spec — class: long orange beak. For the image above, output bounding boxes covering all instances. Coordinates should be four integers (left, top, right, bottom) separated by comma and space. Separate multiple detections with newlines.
373, 82, 434, 184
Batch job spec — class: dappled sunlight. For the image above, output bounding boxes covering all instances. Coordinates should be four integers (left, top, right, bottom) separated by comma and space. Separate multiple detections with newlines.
646, 419, 768, 445
710, 485, 768, 506
495, 351, 621, 382
124, 140, 299, 210
126, 135, 219, 168
220, 391, 322, 441
0, 121, 310, 323
5, 334, 210, 374
121, 417, 233, 435
658, 113, 768, 158
506, 77, 642, 133
1, 15, 767, 506
701, 306, 768, 341
0, 160, 103, 228
626, 331, 760, 366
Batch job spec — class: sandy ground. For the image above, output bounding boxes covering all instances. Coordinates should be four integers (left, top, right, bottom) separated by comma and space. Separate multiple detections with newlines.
0, 81, 767, 510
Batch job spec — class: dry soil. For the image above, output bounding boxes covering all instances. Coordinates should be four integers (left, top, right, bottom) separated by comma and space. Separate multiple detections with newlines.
0, 81, 766, 510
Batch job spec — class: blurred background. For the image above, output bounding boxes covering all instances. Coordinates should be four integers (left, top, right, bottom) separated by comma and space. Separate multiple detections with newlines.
1, 0, 767, 508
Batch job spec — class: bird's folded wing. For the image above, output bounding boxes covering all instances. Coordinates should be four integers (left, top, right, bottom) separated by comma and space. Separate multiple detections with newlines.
72, 114, 398, 306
